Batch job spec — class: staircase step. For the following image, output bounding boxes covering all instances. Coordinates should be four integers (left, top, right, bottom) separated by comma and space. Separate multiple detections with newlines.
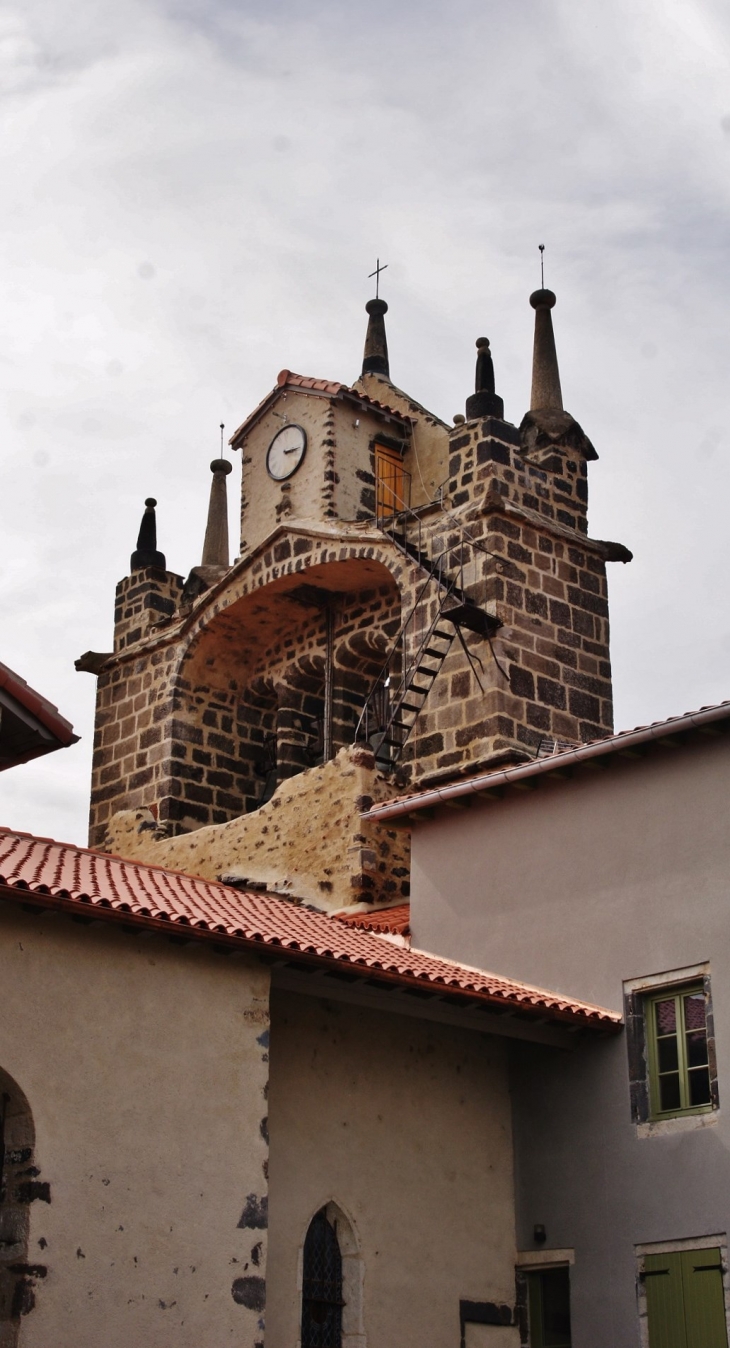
414, 665, 438, 677
399, 702, 422, 714
442, 603, 500, 636
432, 629, 454, 641
423, 646, 449, 659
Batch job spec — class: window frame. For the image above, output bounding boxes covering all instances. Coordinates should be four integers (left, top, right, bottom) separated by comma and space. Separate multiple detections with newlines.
636, 1235, 730, 1348
525, 1266, 572, 1348
646, 983, 713, 1120
624, 967, 719, 1131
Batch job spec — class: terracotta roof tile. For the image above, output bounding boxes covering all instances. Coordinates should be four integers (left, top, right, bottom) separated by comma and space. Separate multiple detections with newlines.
335, 903, 411, 936
0, 660, 78, 768
230, 369, 411, 446
0, 829, 619, 1030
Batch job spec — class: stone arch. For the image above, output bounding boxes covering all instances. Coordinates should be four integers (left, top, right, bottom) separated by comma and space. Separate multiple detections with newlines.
160, 550, 404, 833
240, 674, 278, 811
277, 655, 327, 782
334, 630, 395, 748
298, 1200, 365, 1348
0, 1068, 37, 1347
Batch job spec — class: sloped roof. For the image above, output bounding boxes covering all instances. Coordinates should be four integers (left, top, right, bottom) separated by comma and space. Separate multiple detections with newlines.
229, 369, 411, 447
335, 902, 411, 936
0, 661, 79, 771
0, 828, 619, 1030
367, 701, 730, 822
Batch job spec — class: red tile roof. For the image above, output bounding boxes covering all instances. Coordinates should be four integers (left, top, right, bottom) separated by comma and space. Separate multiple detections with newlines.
0, 661, 79, 770
336, 903, 411, 936
0, 828, 619, 1030
229, 369, 411, 446
367, 701, 730, 822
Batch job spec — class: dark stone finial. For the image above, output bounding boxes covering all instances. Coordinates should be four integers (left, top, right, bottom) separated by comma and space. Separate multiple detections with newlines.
201, 457, 232, 570
521, 287, 598, 461
362, 298, 390, 378
465, 336, 504, 421
529, 288, 563, 412
131, 497, 166, 571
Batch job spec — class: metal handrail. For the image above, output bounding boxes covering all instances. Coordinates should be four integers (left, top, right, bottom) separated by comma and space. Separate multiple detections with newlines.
357, 472, 495, 761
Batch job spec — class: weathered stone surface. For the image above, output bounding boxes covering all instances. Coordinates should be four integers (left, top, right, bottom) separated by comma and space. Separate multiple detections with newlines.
101, 746, 410, 912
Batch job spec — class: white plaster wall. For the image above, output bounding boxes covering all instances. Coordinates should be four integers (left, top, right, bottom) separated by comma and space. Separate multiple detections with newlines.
266, 989, 517, 1347
410, 736, 730, 1012
407, 734, 730, 1348
0, 903, 270, 1348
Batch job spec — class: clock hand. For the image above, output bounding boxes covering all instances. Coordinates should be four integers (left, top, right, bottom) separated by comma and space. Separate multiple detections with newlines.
283, 446, 300, 454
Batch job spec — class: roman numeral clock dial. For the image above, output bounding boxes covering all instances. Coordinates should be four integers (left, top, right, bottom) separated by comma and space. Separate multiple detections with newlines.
266, 423, 307, 480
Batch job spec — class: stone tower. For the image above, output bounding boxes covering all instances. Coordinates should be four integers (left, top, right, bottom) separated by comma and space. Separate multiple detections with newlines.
78, 282, 630, 910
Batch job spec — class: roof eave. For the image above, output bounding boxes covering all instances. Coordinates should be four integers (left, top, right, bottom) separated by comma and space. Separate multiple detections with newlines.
367, 702, 730, 823
0, 882, 620, 1033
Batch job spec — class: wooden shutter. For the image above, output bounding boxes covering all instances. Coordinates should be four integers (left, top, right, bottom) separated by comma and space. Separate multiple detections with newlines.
374, 444, 405, 519
681, 1249, 728, 1348
645, 1253, 686, 1348
645, 1249, 728, 1348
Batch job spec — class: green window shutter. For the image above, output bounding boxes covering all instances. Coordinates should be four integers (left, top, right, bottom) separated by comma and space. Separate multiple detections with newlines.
645, 1252, 686, 1348
681, 1249, 728, 1348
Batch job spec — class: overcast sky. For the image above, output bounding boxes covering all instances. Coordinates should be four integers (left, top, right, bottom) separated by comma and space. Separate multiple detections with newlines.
1, 0, 729, 845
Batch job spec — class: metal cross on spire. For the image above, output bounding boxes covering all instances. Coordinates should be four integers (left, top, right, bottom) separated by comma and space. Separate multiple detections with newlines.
368, 258, 388, 299
539, 244, 545, 289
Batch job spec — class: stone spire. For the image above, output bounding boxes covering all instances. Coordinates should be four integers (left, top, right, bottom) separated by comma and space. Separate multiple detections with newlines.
465, 337, 504, 421
201, 458, 232, 570
131, 498, 166, 571
361, 298, 390, 378
529, 288, 563, 411
520, 287, 597, 462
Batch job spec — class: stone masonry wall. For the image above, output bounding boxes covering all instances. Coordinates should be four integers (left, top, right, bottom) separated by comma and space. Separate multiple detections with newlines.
101, 745, 411, 912
400, 413, 616, 780
88, 528, 411, 850
114, 567, 185, 653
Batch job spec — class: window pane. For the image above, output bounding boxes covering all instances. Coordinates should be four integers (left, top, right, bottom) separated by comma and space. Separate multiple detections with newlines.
655, 999, 677, 1035
658, 1036, 679, 1072
659, 1072, 681, 1112
684, 992, 706, 1031
540, 1269, 572, 1347
686, 1030, 708, 1068
688, 1067, 711, 1107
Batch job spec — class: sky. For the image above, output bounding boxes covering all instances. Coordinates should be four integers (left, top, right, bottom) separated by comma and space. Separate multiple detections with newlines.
1, 0, 729, 844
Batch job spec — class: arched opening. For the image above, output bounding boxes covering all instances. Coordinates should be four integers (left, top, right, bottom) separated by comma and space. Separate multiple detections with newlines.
300, 1202, 364, 1348
162, 557, 401, 834
0, 1068, 36, 1347
240, 675, 278, 810
277, 656, 326, 783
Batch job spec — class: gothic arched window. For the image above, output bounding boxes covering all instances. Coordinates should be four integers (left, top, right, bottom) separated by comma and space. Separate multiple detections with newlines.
301, 1206, 344, 1348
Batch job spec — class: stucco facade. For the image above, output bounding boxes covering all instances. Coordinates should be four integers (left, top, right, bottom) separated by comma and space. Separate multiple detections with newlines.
0, 879, 589, 1347
0, 902, 270, 1348
402, 724, 730, 1347
266, 987, 519, 1348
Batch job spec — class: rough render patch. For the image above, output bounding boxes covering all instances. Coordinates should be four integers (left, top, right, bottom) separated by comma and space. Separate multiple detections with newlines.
101, 746, 411, 911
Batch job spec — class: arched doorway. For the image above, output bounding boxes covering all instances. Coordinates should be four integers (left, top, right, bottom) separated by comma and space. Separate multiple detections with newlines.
300, 1202, 364, 1348
0, 1067, 36, 1347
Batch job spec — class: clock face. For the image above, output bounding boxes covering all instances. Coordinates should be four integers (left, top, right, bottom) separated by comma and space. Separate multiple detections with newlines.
266, 424, 307, 481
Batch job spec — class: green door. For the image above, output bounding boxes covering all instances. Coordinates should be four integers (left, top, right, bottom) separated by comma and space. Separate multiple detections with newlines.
645, 1248, 728, 1348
